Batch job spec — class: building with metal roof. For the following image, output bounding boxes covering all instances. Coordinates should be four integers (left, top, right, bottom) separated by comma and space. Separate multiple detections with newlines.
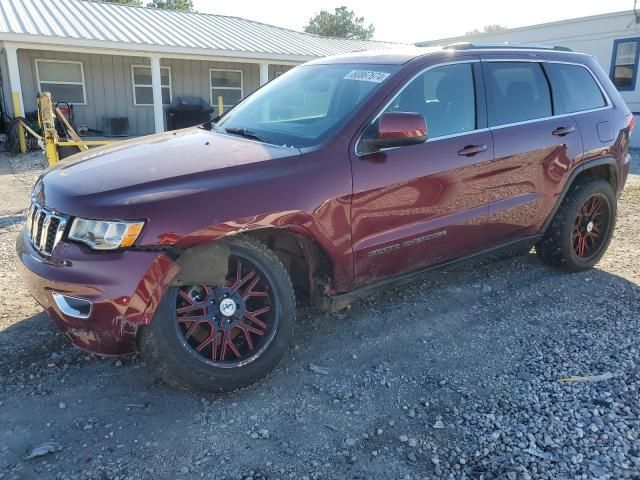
0, 0, 400, 135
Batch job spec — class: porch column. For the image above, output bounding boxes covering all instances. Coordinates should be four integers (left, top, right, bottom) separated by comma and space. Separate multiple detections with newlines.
259, 62, 269, 86
5, 44, 26, 152
150, 55, 164, 133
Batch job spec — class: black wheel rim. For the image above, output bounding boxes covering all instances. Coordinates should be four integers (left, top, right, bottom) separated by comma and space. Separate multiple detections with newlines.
571, 193, 611, 260
172, 254, 278, 368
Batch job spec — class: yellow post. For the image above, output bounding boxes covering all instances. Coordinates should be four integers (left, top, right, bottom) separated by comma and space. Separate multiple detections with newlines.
44, 135, 59, 166
218, 95, 224, 116
12, 91, 26, 153
38, 93, 59, 166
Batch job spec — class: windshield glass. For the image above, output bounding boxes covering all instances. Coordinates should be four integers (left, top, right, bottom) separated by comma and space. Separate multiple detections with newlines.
216, 63, 399, 148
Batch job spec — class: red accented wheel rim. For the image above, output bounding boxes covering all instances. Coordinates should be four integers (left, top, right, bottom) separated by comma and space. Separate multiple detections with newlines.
571, 194, 610, 260
173, 255, 277, 368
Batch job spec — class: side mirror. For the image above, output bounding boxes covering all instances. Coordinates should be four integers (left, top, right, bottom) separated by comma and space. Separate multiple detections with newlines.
371, 112, 428, 149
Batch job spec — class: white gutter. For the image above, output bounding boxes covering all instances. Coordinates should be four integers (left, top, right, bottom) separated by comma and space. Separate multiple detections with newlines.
0, 33, 315, 65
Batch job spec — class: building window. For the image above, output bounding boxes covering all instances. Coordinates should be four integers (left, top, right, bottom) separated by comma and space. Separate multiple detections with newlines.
35, 59, 86, 104
132, 65, 172, 106
611, 38, 640, 91
210, 69, 243, 114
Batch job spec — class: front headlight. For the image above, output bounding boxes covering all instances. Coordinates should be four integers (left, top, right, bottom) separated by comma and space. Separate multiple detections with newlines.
68, 218, 145, 250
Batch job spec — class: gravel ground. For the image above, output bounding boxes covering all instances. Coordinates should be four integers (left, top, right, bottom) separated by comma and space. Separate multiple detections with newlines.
0, 150, 639, 480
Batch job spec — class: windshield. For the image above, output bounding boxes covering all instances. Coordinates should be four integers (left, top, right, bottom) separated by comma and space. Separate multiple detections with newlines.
215, 63, 399, 148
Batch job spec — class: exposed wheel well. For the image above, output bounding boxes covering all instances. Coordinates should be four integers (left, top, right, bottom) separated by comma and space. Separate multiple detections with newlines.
243, 229, 334, 303
575, 163, 617, 191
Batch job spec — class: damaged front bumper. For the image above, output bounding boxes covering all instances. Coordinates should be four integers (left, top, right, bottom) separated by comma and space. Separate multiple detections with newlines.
16, 228, 177, 355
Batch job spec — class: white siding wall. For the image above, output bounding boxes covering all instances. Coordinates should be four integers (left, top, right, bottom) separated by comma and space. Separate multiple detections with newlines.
420, 11, 640, 145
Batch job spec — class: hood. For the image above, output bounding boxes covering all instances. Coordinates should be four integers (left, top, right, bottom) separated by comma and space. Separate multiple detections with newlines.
38, 128, 301, 218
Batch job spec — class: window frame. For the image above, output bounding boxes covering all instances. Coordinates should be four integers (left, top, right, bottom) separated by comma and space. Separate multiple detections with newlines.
610, 37, 640, 92
482, 60, 554, 128
480, 58, 611, 131
543, 62, 607, 115
35, 59, 87, 105
209, 68, 244, 109
355, 58, 612, 156
355, 60, 484, 156
131, 64, 172, 107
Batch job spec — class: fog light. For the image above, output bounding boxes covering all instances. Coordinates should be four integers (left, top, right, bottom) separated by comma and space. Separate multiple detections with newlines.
52, 293, 92, 319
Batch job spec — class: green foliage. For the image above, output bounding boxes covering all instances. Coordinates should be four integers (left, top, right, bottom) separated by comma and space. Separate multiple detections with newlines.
304, 6, 375, 40
101, 0, 143, 5
147, 0, 194, 11
99, 0, 194, 10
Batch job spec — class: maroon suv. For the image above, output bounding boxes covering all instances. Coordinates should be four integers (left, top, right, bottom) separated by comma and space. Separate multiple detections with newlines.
17, 45, 633, 392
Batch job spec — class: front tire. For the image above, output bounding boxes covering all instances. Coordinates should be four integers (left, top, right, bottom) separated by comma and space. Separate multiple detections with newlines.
139, 236, 296, 393
536, 178, 616, 272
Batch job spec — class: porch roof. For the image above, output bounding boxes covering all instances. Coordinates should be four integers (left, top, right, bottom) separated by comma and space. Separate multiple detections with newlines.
0, 0, 401, 62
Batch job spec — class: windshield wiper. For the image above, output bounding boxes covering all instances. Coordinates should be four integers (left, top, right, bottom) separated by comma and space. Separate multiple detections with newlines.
224, 127, 269, 143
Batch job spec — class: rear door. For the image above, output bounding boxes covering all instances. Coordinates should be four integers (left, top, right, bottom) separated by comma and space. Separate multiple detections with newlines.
543, 61, 614, 161
350, 59, 494, 286
480, 58, 583, 245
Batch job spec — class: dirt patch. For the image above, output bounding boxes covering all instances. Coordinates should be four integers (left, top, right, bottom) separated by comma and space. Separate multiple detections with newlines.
0, 151, 638, 480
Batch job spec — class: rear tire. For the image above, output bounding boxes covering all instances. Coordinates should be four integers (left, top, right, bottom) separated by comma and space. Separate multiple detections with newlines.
139, 236, 296, 393
536, 178, 616, 272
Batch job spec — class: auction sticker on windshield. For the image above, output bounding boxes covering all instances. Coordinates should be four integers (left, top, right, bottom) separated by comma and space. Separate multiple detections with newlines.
344, 70, 390, 83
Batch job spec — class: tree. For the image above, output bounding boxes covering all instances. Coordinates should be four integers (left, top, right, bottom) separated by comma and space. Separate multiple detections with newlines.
465, 24, 508, 36
100, 0, 195, 10
147, 0, 194, 11
101, 0, 143, 5
304, 6, 375, 40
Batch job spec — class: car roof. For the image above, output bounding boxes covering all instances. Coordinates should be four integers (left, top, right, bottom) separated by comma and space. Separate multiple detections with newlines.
306, 44, 589, 66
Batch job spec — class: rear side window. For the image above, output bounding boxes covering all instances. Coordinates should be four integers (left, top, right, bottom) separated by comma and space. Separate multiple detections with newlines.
384, 63, 476, 138
545, 63, 606, 114
484, 62, 552, 127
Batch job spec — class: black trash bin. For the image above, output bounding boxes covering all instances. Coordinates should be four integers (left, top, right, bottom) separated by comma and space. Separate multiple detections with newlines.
166, 96, 215, 130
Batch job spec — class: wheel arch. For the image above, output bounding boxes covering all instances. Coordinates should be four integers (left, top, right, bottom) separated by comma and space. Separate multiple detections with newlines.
242, 227, 336, 304
170, 226, 338, 307
541, 157, 618, 233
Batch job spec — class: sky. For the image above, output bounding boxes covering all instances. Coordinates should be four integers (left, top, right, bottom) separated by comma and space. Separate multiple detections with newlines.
192, 0, 632, 44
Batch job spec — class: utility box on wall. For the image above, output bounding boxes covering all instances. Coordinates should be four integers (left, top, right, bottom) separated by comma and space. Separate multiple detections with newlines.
102, 117, 129, 137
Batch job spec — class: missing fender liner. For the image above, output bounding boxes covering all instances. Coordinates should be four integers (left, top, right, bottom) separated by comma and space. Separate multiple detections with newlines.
169, 241, 230, 287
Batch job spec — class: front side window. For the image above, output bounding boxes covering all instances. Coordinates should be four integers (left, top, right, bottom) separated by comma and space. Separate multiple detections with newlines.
210, 70, 243, 115
545, 63, 606, 114
611, 39, 639, 90
484, 62, 552, 127
132, 65, 171, 106
215, 63, 398, 148
36, 60, 86, 104
383, 63, 476, 138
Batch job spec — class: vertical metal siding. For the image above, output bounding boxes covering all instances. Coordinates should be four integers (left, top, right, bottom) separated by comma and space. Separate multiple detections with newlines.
17, 50, 264, 135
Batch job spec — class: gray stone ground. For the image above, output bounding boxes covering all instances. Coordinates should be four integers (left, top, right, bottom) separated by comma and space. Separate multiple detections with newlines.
0, 150, 638, 480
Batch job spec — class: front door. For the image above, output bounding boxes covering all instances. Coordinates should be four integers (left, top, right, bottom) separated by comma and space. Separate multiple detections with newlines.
350, 60, 494, 286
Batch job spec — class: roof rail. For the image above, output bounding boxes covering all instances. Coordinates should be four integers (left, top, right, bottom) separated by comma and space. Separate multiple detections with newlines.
443, 42, 572, 52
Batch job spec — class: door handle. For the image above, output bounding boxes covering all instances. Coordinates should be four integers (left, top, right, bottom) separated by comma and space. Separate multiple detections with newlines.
457, 144, 487, 157
552, 126, 575, 137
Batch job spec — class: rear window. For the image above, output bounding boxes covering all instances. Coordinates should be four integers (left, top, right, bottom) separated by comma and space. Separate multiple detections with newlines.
545, 63, 606, 114
484, 62, 552, 127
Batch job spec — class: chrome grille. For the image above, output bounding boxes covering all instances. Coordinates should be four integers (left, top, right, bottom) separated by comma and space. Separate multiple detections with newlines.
26, 203, 68, 256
